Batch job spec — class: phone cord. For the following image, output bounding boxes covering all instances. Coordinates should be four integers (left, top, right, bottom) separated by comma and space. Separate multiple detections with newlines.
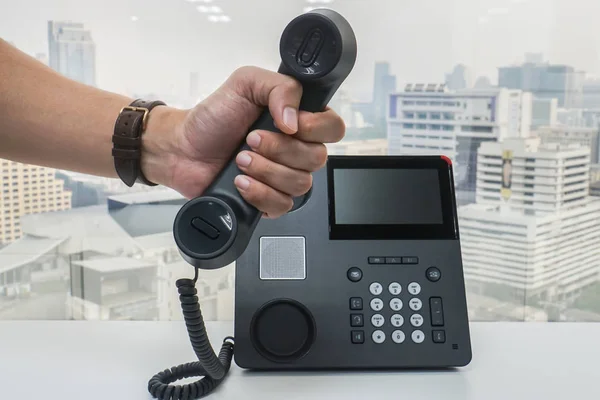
148, 268, 235, 400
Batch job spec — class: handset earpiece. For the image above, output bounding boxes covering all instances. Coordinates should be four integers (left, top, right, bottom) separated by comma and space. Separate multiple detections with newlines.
173, 9, 357, 270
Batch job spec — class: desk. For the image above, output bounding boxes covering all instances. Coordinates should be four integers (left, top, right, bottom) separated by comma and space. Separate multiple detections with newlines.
0, 321, 598, 399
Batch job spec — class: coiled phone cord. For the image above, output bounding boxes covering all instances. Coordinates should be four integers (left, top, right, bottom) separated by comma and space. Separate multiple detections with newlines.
148, 268, 235, 399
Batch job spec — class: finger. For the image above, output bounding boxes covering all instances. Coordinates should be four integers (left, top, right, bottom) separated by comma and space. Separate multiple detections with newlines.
294, 108, 346, 143
233, 174, 293, 218
246, 130, 327, 172
230, 66, 302, 135
235, 150, 313, 197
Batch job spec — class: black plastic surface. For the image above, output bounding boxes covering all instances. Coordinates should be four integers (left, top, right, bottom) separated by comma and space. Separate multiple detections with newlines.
173, 9, 357, 270
234, 156, 472, 370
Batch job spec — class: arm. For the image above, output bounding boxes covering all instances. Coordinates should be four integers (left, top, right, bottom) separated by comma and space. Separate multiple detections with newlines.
0, 38, 180, 186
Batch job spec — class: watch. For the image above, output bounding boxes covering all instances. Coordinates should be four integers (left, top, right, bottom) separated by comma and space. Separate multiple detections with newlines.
111, 99, 166, 187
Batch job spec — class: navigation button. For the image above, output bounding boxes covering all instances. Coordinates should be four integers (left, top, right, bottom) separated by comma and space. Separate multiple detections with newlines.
412, 330, 425, 343
389, 298, 403, 311
370, 298, 384, 312
369, 282, 383, 296
368, 257, 385, 264
392, 330, 406, 344
426, 267, 441, 282
351, 330, 365, 344
350, 314, 364, 327
432, 330, 446, 343
371, 314, 385, 328
372, 330, 386, 344
349, 297, 363, 310
347, 267, 362, 282
191, 217, 220, 240
402, 256, 419, 264
385, 257, 402, 264
410, 314, 424, 327
390, 314, 404, 327
409, 298, 423, 311
408, 282, 421, 295
388, 282, 402, 295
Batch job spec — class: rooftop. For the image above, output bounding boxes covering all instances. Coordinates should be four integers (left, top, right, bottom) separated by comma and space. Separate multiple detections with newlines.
0, 236, 66, 274
71, 256, 156, 273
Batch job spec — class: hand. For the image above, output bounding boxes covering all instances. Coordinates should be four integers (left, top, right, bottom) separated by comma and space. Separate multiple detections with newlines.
141, 66, 346, 218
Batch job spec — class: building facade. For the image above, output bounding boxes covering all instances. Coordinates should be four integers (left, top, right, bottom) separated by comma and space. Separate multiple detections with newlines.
47, 21, 96, 86
536, 125, 600, 164
0, 160, 72, 244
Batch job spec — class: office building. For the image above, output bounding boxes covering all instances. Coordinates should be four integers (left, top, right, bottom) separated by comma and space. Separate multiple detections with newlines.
583, 78, 600, 109
387, 84, 532, 195
445, 64, 470, 91
459, 139, 600, 306
531, 98, 558, 129
372, 62, 397, 128
498, 59, 585, 108
536, 125, 600, 164
0, 160, 72, 244
326, 139, 388, 156
47, 21, 96, 86
557, 108, 586, 127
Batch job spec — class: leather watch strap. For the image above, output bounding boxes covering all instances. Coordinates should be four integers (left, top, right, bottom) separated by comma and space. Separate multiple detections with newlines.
112, 99, 166, 187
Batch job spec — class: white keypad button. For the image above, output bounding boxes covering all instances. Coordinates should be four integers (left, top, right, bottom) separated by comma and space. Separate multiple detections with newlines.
412, 330, 425, 343
389, 298, 403, 311
371, 314, 385, 328
370, 298, 384, 312
372, 330, 386, 344
410, 314, 424, 327
408, 282, 421, 295
390, 314, 404, 327
388, 282, 402, 295
369, 282, 383, 296
392, 330, 406, 344
409, 298, 423, 311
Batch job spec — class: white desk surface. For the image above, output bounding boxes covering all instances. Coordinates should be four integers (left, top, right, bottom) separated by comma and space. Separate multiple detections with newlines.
0, 320, 598, 399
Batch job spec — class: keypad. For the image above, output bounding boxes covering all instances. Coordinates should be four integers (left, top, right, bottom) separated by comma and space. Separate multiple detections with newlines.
349, 276, 446, 345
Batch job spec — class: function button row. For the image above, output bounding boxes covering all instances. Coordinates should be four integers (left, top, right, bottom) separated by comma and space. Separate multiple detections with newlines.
368, 256, 419, 265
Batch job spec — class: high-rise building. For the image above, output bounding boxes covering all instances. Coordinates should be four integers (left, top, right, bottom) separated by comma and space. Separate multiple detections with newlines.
0, 160, 72, 244
531, 98, 558, 129
498, 58, 585, 108
372, 62, 397, 128
536, 125, 600, 163
459, 139, 600, 308
47, 21, 96, 86
387, 84, 532, 197
445, 64, 470, 91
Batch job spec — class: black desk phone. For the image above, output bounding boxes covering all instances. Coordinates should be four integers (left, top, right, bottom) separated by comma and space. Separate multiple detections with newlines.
147, 8, 471, 400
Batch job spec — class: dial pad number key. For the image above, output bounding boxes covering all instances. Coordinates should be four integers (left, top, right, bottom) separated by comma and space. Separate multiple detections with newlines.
372, 330, 386, 344
389, 298, 403, 311
370, 298, 384, 311
409, 298, 422, 311
388, 282, 402, 295
392, 330, 406, 344
408, 282, 421, 295
412, 330, 425, 343
369, 282, 383, 296
371, 314, 385, 328
390, 314, 404, 327
410, 314, 424, 327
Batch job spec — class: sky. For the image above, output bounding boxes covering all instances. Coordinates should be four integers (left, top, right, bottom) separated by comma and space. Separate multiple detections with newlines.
2, 0, 600, 101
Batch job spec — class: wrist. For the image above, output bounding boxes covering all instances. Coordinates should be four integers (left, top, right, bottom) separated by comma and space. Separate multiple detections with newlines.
141, 105, 187, 187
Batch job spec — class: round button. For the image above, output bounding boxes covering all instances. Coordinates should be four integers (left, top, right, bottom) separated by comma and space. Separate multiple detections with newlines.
389, 298, 403, 311
372, 330, 386, 344
409, 298, 423, 311
426, 267, 441, 282
347, 267, 362, 282
412, 330, 425, 343
250, 299, 316, 362
391, 314, 404, 327
408, 282, 421, 295
388, 282, 402, 295
369, 282, 383, 295
410, 314, 424, 327
392, 330, 406, 344
371, 314, 385, 328
370, 298, 384, 311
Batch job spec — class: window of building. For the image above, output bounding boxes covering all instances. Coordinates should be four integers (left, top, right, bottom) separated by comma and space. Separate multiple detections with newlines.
417, 113, 427, 119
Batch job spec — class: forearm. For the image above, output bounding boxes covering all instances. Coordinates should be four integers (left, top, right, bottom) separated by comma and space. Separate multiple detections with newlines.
0, 39, 181, 185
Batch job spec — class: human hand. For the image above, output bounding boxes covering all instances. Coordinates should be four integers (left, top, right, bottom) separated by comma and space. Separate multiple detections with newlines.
141, 66, 345, 218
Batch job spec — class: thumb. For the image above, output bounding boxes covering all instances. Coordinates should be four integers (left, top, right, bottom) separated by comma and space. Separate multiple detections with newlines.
227, 66, 303, 134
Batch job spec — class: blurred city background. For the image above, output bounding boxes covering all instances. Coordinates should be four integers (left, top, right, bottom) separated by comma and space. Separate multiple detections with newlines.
1, 0, 600, 322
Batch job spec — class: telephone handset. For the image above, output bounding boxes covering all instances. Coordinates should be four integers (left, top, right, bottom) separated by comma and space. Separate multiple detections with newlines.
147, 9, 357, 400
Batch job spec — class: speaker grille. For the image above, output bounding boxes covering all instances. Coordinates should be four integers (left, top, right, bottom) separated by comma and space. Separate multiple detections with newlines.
259, 236, 306, 280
